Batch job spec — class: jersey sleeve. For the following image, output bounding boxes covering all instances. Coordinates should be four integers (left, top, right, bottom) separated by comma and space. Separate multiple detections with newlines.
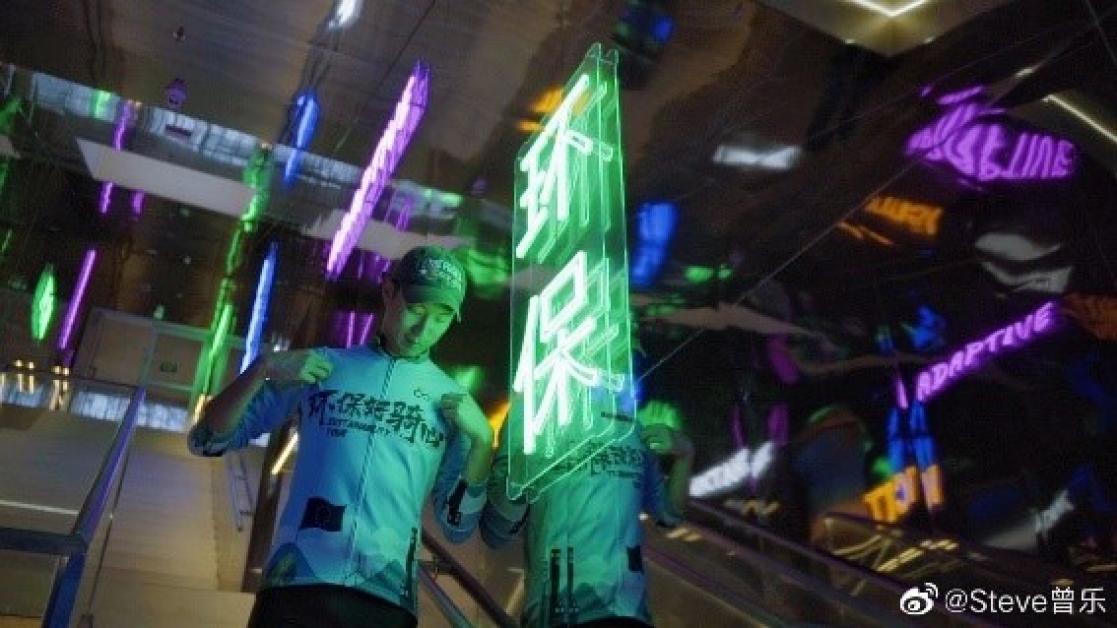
187, 380, 305, 457
430, 391, 488, 544
480, 402, 529, 548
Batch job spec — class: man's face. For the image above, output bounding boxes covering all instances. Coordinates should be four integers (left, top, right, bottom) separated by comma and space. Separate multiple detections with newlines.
380, 280, 455, 358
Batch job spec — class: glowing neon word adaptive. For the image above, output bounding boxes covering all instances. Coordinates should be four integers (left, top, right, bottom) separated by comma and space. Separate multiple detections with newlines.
283, 90, 320, 185
863, 195, 942, 237
906, 88, 1075, 182
327, 62, 427, 278
510, 45, 633, 500
915, 302, 1057, 402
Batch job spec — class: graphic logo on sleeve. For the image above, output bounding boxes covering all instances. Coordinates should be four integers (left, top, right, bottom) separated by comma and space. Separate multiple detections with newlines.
306, 389, 446, 449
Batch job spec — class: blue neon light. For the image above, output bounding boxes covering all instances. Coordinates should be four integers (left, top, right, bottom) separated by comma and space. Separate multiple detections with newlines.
241, 242, 279, 372
283, 90, 320, 184
630, 201, 677, 288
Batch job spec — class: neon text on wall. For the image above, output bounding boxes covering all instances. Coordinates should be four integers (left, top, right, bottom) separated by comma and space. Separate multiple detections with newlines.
915, 301, 1057, 402
327, 62, 428, 278
864, 195, 942, 237
906, 87, 1076, 182
509, 45, 633, 501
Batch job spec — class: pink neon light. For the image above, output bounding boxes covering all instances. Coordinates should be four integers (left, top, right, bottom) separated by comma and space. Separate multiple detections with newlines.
58, 248, 98, 350
131, 191, 145, 215
894, 373, 909, 410
358, 313, 376, 346
326, 62, 429, 278
99, 102, 136, 215
346, 310, 356, 347
98, 183, 114, 215
915, 302, 1057, 402
907, 90, 1075, 182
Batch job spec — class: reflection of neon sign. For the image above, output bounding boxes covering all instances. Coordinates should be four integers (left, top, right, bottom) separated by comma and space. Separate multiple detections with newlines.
689, 442, 774, 498
907, 88, 1075, 182
31, 265, 57, 342
510, 45, 633, 500
915, 302, 1057, 402
58, 249, 97, 351
864, 195, 942, 237
630, 202, 677, 288
241, 242, 278, 373
327, 62, 427, 278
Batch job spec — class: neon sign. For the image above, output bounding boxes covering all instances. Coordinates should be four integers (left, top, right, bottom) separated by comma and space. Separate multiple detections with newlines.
915, 301, 1057, 402
689, 442, 774, 498
863, 195, 942, 237
31, 265, 57, 342
283, 90, 319, 185
509, 45, 633, 500
906, 88, 1076, 182
57, 248, 97, 351
327, 62, 428, 279
240, 242, 278, 372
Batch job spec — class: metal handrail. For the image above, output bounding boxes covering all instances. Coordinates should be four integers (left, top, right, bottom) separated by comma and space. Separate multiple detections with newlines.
420, 528, 518, 628
688, 499, 913, 596
418, 564, 473, 628
0, 383, 146, 628
824, 512, 1114, 589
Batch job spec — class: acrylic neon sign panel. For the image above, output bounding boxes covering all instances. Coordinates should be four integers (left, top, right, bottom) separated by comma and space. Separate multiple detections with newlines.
508, 44, 633, 501
906, 88, 1076, 182
914, 301, 1057, 402
326, 62, 428, 279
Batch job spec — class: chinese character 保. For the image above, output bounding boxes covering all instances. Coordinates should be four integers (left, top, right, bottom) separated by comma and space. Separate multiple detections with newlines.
514, 252, 623, 456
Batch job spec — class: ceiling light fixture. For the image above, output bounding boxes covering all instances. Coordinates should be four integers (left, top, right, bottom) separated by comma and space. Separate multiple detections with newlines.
1045, 94, 1117, 146
844, 0, 930, 18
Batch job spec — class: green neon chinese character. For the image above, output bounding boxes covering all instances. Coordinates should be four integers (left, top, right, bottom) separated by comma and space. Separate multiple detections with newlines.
509, 44, 633, 500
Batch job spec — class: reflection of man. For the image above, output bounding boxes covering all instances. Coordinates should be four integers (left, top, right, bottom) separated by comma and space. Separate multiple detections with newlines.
481, 403, 694, 627
187, 246, 493, 628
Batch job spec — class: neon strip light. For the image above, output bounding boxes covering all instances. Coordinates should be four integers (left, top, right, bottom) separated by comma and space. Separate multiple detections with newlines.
270, 433, 298, 475
99, 102, 136, 214
844, 0, 929, 18
208, 303, 234, 368
327, 62, 428, 278
31, 265, 56, 341
131, 190, 145, 215
241, 242, 278, 372
1045, 95, 1117, 146
283, 90, 320, 184
57, 248, 97, 351
358, 313, 376, 346
915, 301, 1057, 402
630, 202, 677, 288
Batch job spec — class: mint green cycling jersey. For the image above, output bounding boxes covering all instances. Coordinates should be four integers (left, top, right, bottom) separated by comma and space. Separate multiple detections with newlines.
482, 424, 680, 627
188, 343, 485, 618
